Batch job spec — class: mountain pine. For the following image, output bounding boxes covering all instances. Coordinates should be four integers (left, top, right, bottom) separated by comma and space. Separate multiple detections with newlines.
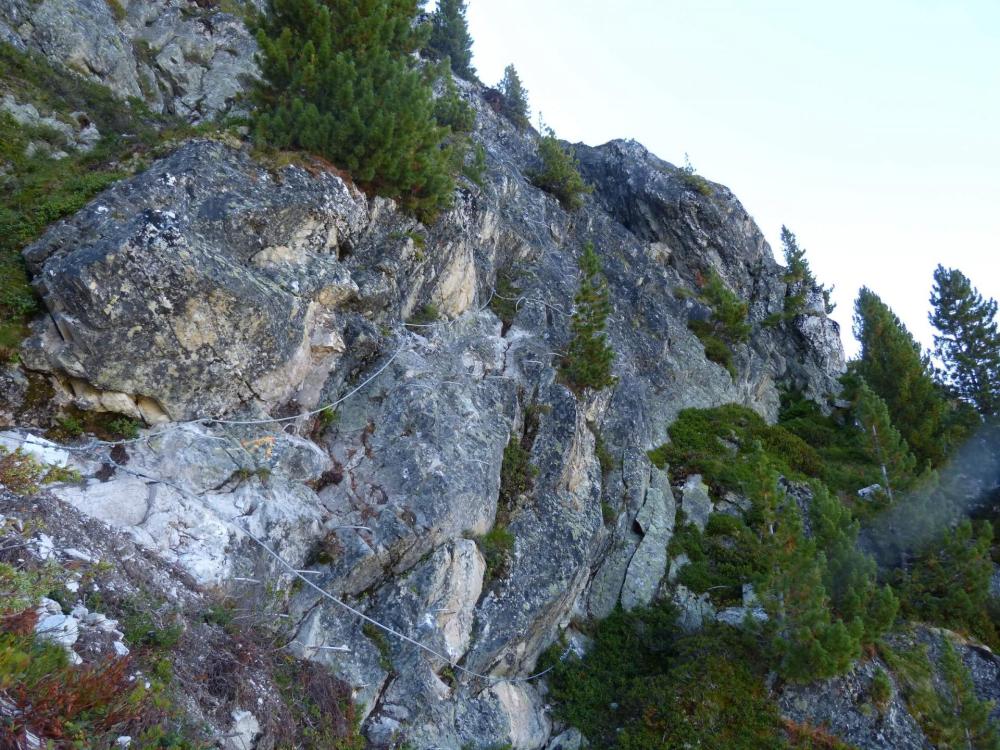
764, 501, 862, 681
498, 64, 530, 129
251, 0, 455, 222
901, 520, 998, 648
809, 482, 899, 642
852, 287, 950, 467
929, 265, 1000, 417
562, 242, 616, 391
852, 380, 918, 499
780, 226, 835, 315
427, 0, 476, 80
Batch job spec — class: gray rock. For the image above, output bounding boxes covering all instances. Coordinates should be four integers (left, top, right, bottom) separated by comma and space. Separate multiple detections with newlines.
4, 0, 142, 99
681, 474, 712, 531
621, 466, 674, 610
7, 424, 329, 586
780, 625, 1000, 749
715, 606, 767, 626
779, 655, 929, 750
0, 0, 259, 121
35, 606, 81, 664
23, 141, 363, 421
780, 478, 815, 538
858, 483, 884, 500
0, 430, 71, 468
673, 585, 715, 632
585, 448, 651, 619
222, 710, 260, 750
716, 489, 752, 517
1, 94, 101, 153
465, 382, 603, 679
546, 728, 586, 750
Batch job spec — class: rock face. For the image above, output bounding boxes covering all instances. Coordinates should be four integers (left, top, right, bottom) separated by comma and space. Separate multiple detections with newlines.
8, 57, 851, 748
0, 0, 258, 121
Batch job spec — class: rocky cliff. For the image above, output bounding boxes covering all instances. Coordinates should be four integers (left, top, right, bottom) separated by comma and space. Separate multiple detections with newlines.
6, 4, 993, 748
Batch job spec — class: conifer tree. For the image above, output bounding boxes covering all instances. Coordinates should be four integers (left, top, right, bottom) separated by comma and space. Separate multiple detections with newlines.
780, 226, 835, 314
852, 380, 918, 498
498, 64, 530, 129
562, 242, 616, 391
929, 265, 1000, 417
251, 0, 455, 222
902, 520, 998, 648
427, 0, 476, 80
764, 507, 862, 681
852, 287, 950, 467
809, 482, 899, 642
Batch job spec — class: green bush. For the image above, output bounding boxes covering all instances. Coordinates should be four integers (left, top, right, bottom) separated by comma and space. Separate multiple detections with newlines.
686, 270, 750, 376
476, 527, 515, 583
529, 128, 593, 211
678, 154, 713, 197
105, 0, 127, 21
407, 303, 440, 326
776, 226, 835, 318
870, 667, 892, 711
489, 270, 522, 331
592, 428, 616, 476
426, 0, 476, 80
900, 520, 999, 649
48, 407, 145, 443
0, 448, 47, 496
462, 141, 487, 187
881, 639, 1000, 748
499, 433, 538, 513
648, 404, 821, 492
433, 72, 476, 134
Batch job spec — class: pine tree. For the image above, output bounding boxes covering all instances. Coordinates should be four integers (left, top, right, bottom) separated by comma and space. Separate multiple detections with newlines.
852, 287, 951, 467
764, 510, 862, 681
852, 380, 918, 499
929, 265, 1000, 417
902, 520, 998, 648
498, 64, 530, 129
562, 242, 616, 391
780, 226, 835, 315
251, 0, 455, 222
427, 0, 476, 80
809, 482, 899, 642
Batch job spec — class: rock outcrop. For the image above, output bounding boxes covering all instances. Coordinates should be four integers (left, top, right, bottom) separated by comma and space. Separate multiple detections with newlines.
779, 626, 1000, 749
0, 0, 257, 121
4, 45, 853, 748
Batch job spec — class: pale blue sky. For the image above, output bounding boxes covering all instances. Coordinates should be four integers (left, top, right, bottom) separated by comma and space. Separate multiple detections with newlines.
460, 0, 1000, 356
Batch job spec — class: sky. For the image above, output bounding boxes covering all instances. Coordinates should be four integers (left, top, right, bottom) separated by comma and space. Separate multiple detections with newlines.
459, 0, 1000, 357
